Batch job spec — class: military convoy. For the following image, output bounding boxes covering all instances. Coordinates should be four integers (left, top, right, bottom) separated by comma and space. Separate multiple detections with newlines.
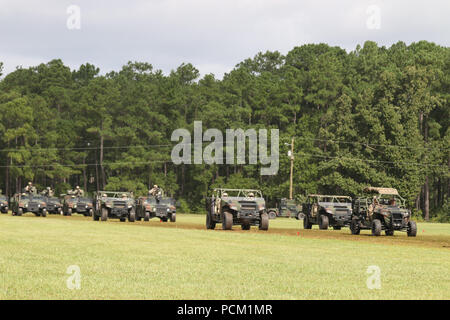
93, 191, 136, 222
206, 188, 269, 230
302, 195, 353, 230
350, 187, 417, 237
0, 182, 418, 238
267, 198, 303, 220
136, 194, 176, 222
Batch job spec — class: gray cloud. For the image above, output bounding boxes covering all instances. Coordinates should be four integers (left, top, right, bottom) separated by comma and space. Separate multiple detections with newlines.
0, 0, 449, 78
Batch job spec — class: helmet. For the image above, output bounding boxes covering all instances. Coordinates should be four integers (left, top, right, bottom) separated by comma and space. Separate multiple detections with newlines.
28, 181, 32, 185
248, 192, 255, 197
222, 192, 228, 197
76, 186, 80, 189
153, 185, 158, 188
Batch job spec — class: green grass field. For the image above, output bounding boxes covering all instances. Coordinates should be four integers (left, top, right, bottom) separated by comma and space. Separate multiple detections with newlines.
1, 213, 449, 299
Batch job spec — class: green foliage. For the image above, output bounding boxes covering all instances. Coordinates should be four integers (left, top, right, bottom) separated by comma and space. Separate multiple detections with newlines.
0, 42, 448, 220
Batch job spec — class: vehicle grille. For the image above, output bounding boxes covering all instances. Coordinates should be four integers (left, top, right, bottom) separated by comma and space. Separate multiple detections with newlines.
28, 202, 39, 211
392, 212, 403, 225
335, 209, 350, 215
156, 206, 167, 215
239, 201, 257, 212
113, 201, 127, 209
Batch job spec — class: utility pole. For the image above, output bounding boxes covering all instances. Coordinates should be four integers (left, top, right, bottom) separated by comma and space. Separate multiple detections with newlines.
289, 137, 295, 200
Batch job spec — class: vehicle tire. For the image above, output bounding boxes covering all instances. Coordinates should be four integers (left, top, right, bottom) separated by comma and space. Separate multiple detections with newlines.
319, 215, 329, 230
101, 208, 108, 221
18, 208, 23, 216
222, 211, 233, 230
296, 212, 302, 220
120, 218, 126, 222
206, 213, 216, 230
144, 211, 150, 222
371, 219, 382, 236
350, 219, 360, 235
385, 229, 394, 236
303, 214, 312, 229
268, 211, 276, 219
333, 226, 341, 230
407, 221, 417, 237
67, 208, 72, 216
41, 209, 47, 217
170, 213, 176, 223
88, 209, 93, 217
259, 213, 269, 231
128, 209, 136, 222
161, 217, 168, 222
58, 208, 63, 215
93, 213, 99, 221
241, 223, 251, 230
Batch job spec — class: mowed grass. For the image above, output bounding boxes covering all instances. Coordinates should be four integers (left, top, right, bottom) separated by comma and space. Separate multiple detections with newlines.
0, 213, 449, 299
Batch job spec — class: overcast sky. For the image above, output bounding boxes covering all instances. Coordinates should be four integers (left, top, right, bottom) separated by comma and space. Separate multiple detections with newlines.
0, 0, 449, 78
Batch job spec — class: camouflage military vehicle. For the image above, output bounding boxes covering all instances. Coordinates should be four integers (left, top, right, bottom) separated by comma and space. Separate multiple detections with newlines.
267, 198, 303, 220
0, 194, 8, 213
10, 193, 47, 217
351, 187, 417, 237
61, 194, 94, 216
45, 196, 63, 214
93, 191, 135, 222
136, 195, 176, 222
205, 188, 269, 231
302, 195, 353, 230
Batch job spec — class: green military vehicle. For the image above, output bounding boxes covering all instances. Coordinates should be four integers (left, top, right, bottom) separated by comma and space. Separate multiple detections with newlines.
93, 191, 136, 222
267, 198, 303, 220
0, 194, 8, 213
205, 188, 269, 231
302, 195, 353, 230
45, 196, 63, 214
61, 194, 94, 216
136, 195, 176, 222
351, 187, 417, 237
10, 193, 47, 217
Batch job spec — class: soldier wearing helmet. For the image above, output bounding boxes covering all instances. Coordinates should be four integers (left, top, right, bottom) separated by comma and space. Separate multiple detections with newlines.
24, 182, 37, 195
74, 186, 84, 197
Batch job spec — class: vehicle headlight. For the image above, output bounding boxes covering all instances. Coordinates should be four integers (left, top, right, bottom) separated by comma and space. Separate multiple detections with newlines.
73, 205, 77, 208
167, 208, 170, 212
230, 205, 238, 210
128, 205, 132, 208
326, 209, 333, 214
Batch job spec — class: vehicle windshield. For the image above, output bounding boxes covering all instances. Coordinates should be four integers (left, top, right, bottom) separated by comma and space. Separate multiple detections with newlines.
0, 195, 7, 201
77, 197, 92, 203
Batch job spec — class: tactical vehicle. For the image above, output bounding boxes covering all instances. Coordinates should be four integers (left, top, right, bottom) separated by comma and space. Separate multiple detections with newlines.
302, 195, 353, 230
351, 187, 417, 237
93, 191, 135, 222
205, 188, 269, 230
10, 193, 47, 217
46, 196, 63, 214
61, 194, 93, 216
0, 194, 8, 213
267, 198, 303, 220
136, 195, 176, 222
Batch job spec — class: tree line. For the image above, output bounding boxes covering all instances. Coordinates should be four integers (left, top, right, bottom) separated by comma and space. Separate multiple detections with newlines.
0, 41, 448, 220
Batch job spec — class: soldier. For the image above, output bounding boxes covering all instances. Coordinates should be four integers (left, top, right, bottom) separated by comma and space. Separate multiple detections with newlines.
389, 198, 396, 206
149, 185, 161, 197
73, 186, 84, 197
42, 187, 54, 197
24, 182, 37, 195
121, 193, 128, 200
